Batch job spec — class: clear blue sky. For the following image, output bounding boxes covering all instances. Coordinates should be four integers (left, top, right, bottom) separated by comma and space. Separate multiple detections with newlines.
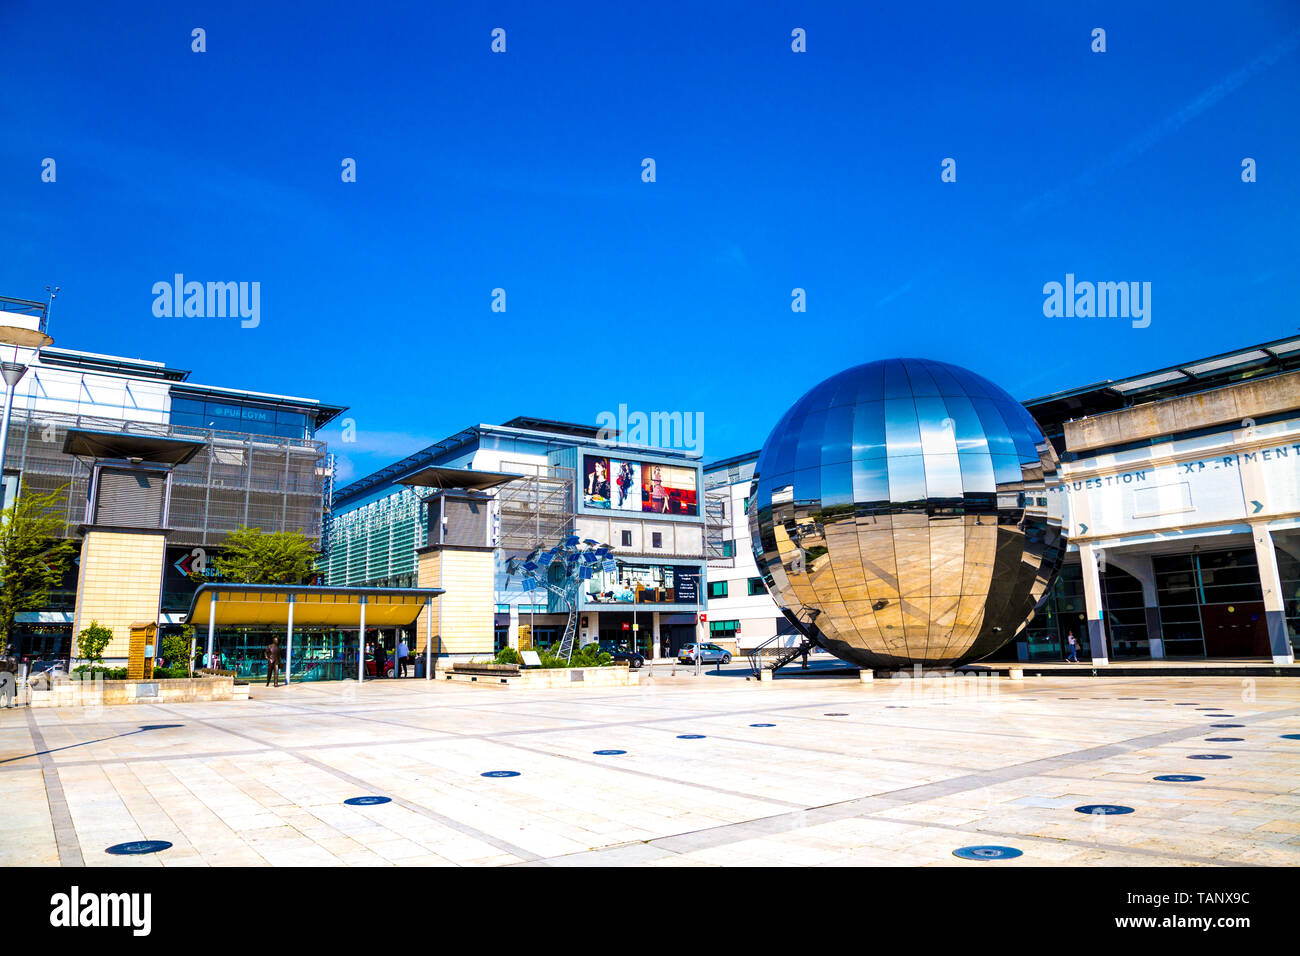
3, 1, 1298, 482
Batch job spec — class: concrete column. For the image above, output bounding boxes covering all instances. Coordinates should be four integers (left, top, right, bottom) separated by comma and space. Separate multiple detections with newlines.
206, 591, 217, 667
508, 604, 519, 650
1078, 542, 1110, 665
652, 611, 661, 658
357, 598, 367, 683
1252, 525, 1295, 665
1105, 550, 1164, 659
425, 599, 434, 680
285, 595, 294, 684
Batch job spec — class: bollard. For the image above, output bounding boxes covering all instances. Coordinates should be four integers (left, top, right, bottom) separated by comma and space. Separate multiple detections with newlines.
1007, 667, 1024, 681
858, 669, 873, 684
759, 668, 773, 683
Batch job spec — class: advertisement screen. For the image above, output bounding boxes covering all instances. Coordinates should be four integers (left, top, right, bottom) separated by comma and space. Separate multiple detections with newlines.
585, 563, 703, 605
610, 458, 642, 511
583, 456, 611, 509
583, 455, 698, 516
642, 463, 698, 516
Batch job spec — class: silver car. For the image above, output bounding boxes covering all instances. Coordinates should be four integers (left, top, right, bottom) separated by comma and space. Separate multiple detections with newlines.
678, 642, 732, 664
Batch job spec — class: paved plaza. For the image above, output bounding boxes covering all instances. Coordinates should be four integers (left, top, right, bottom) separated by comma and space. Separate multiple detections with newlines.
2, 667, 1298, 867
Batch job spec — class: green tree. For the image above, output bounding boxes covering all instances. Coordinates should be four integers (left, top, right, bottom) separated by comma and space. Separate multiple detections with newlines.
0, 486, 76, 655
207, 526, 319, 584
160, 626, 196, 675
77, 621, 113, 665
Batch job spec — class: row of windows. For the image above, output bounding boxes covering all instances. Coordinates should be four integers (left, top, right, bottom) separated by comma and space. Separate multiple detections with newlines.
707, 578, 767, 599
709, 619, 740, 638
171, 397, 310, 439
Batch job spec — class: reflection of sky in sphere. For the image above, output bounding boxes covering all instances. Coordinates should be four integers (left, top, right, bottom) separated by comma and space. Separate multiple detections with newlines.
749, 359, 1066, 669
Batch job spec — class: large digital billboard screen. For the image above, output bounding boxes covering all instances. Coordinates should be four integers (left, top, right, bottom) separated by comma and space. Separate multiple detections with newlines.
583, 455, 697, 516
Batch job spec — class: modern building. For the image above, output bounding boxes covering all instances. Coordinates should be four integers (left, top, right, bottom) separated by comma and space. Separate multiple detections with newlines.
1019, 333, 1300, 664
0, 294, 344, 665
326, 417, 708, 659
702, 450, 801, 656
706, 334, 1300, 666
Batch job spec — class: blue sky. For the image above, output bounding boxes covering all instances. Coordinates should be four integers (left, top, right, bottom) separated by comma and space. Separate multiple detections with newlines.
3, 1, 1298, 482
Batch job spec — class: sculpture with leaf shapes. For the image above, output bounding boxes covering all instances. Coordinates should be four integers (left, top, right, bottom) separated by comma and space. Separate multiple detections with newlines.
504, 535, 616, 663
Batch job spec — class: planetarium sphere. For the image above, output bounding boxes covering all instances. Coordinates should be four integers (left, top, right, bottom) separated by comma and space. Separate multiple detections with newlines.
748, 358, 1066, 670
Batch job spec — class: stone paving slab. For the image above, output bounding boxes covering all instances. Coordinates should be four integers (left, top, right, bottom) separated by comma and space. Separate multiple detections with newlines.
0, 673, 1297, 866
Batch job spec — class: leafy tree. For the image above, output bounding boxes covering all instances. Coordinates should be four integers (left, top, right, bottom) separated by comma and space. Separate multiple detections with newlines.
160, 626, 196, 674
206, 526, 319, 584
0, 486, 76, 655
77, 621, 113, 665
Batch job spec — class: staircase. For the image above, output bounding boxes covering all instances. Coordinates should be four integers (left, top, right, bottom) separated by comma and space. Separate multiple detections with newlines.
747, 634, 818, 677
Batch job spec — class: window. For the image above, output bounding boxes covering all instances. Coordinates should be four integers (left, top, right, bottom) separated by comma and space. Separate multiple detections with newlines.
708, 581, 728, 599
743, 496, 750, 513
621, 530, 632, 547
709, 620, 740, 639
651, 532, 662, 549
748, 578, 765, 596
721, 540, 735, 558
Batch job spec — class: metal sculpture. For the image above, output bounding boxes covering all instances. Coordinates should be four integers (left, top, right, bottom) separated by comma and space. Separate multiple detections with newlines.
750, 358, 1067, 669
505, 535, 616, 662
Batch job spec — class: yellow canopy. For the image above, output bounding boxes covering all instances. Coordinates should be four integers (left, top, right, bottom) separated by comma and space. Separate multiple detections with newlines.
186, 584, 442, 629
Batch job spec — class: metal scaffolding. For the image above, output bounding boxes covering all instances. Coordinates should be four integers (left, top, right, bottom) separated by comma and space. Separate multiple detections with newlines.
3, 410, 329, 547
703, 466, 736, 568
495, 461, 576, 557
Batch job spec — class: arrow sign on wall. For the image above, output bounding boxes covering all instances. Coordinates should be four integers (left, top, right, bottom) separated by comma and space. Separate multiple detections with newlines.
1078, 523, 1088, 534
1251, 500, 1263, 514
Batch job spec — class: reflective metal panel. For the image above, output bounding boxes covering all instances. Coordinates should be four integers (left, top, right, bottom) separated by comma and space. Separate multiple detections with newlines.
750, 358, 1066, 669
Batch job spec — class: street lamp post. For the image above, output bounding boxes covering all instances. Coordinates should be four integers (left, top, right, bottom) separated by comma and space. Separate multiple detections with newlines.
0, 298, 54, 511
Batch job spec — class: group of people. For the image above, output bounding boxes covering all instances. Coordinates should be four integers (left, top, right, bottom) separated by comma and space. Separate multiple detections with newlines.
260, 636, 414, 687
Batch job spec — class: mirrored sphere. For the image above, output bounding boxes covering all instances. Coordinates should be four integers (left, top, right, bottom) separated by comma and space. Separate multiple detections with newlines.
749, 358, 1067, 669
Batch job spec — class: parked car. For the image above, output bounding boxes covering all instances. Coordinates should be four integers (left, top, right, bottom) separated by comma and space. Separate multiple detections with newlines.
608, 648, 645, 669
364, 653, 395, 678
678, 643, 731, 665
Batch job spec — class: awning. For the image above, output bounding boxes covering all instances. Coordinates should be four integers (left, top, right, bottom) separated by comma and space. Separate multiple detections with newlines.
397, 466, 519, 492
63, 428, 205, 466
186, 584, 444, 628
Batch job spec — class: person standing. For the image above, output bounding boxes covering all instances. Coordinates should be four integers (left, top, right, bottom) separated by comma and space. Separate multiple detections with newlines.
397, 636, 410, 678
1065, 631, 1079, 663
265, 638, 282, 687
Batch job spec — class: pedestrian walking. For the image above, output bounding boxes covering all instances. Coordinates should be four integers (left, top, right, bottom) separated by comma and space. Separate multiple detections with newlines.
1065, 630, 1079, 663
265, 638, 282, 687
0, 655, 16, 708
397, 637, 410, 678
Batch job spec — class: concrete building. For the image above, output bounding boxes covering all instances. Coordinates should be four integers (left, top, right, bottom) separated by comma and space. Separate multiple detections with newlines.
326, 417, 707, 660
702, 450, 799, 657
1020, 333, 1300, 664
0, 294, 344, 665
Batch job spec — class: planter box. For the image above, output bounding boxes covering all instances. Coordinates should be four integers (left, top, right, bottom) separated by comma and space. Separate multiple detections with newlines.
28, 675, 244, 708
441, 664, 638, 690
450, 663, 521, 676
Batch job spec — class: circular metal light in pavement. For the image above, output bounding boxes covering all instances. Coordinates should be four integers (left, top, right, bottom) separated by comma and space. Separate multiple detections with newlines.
1154, 775, 1204, 783
481, 771, 521, 778
1075, 805, 1135, 815
106, 840, 172, 855
344, 796, 391, 806
953, 845, 1023, 861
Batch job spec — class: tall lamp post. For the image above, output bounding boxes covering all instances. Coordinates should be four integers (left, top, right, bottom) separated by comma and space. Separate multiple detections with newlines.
0, 296, 54, 510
